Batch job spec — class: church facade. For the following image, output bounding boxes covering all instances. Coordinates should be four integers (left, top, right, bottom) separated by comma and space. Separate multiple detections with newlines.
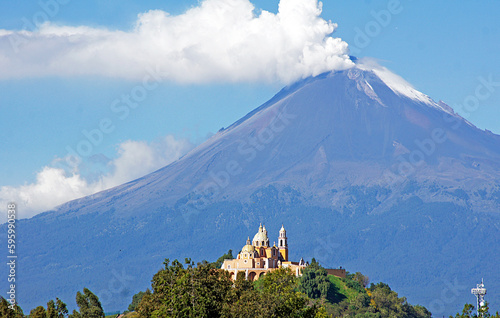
221, 224, 308, 281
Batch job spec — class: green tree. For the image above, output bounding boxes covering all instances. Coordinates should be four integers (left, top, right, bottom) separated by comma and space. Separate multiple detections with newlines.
29, 306, 47, 318
451, 303, 500, 318
326, 278, 430, 318
367, 282, 430, 318
224, 267, 323, 318
212, 250, 234, 269
451, 303, 477, 318
138, 258, 325, 318
222, 271, 260, 318
44, 298, 69, 318
0, 297, 24, 318
47, 300, 57, 318
299, 260, 333, 300
353, 271, 370, 288
136, 289, 154, 318
128, 290, 149, 312
257, 267, 319, 317
139, 258, 233, 317
69, 288, 104, 318
56, 298, 69, 318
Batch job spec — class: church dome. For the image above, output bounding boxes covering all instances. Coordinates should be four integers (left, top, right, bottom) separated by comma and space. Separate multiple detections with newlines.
252, 224, 269, 244
253, 231, 268, 242
241, 244, 255, 253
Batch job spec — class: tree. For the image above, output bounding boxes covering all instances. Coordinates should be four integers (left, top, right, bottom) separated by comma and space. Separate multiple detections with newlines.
56, 298, 69, 318
29, 306, 47, 318
452, 303, 476, 318
222, 271, 260, 318
224, 267, 323, 318
256, 267, 319, 318
69, 288, 105, 318
326, 277, 430, 318
138, 258, 325, 318
212, 250, 234, 269
450, 303, 500, 318
47, 300, 57, 318
299, 260, 333, 300
366, 282, 430, 318
136, 289, 154, 318
128, 290, 149, 312
38, 298, 69, 318
353, 272, 370, 288
0, 297, 24, 318
138, 258, 234, 317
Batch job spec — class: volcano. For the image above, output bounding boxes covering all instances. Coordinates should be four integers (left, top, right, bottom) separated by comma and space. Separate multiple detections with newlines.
5, 64, 500, 315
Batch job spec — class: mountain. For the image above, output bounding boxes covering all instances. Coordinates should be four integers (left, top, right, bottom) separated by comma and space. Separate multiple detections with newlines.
3, 65, 499, 315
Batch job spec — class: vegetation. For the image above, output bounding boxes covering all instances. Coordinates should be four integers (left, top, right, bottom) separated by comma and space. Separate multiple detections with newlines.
68, 288, 105, 318
299, 258, 335, 300
297, 260, 430, 318
128, 290, 149, 312
17, 289, 102, 318
136, 258, 324, 317
0, 297, 24, 318
23, 298, 68, 318
6, 252, 498, 318
450, 303, 500, 318
211, 249, 234, 269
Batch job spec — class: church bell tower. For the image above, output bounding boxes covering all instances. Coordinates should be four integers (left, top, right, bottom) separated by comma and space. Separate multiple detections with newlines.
278, 224, 288, 261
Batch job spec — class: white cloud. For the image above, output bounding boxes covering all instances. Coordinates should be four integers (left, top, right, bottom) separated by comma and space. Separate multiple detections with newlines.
0, 135, 194, 221
0, 0, 353, 83
100, 136, 193, 187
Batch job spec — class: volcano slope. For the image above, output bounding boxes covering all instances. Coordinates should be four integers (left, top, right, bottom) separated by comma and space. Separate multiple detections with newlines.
5, 67, 500, 314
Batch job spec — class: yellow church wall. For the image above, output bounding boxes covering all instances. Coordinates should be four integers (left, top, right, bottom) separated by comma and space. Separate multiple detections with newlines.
279, 249, 288, 261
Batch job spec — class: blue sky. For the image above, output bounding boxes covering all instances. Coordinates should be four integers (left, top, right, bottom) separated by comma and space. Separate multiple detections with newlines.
1, 0, 499, 219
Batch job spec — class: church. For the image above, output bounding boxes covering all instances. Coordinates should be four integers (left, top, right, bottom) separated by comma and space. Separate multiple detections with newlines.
221, 224, 308, 281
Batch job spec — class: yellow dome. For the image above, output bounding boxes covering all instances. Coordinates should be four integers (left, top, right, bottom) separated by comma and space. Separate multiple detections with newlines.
241, 244, 255, 253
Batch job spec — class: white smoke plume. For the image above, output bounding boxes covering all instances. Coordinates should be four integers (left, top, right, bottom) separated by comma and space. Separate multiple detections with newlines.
0, 0, 353, 83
